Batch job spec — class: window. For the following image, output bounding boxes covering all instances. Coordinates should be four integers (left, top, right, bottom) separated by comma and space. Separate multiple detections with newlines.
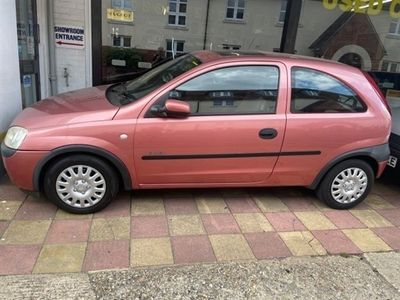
166, 40, 185, 58
389, 19, 400, 36
222, 44, 241, 50
112, 0, 133, 10
226, 0, 245, 20
291, 67, 366, 113
168, 0, 187, 26
381, 60, 399, 73
278, 0, 287, 23
170, 66, 279, 115
112, 35, 131, 48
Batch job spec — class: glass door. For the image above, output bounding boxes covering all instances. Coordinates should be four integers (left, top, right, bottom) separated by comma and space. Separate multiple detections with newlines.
16, 0, 40, 107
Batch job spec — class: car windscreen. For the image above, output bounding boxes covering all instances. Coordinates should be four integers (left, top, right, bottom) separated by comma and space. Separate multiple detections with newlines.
106, 54, 202, 106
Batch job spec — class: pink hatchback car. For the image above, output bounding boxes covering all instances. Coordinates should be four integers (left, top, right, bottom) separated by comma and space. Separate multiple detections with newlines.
1, 51, 391, 213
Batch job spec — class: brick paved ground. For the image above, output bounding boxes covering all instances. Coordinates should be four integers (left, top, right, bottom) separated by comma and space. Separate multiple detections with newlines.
0, 175, 399, 275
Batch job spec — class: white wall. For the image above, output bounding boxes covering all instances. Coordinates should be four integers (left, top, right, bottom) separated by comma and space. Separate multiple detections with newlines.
0, 0, 22, 136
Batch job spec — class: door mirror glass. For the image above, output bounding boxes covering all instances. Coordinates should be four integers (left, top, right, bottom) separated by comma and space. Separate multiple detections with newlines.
151, 99, 190, 118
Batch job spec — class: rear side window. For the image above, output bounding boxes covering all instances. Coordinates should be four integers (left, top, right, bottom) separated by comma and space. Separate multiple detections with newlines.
173, 66, 279, 115
291, 67, 366, 113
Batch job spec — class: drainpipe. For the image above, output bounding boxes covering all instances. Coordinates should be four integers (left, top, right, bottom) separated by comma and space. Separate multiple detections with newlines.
203, 0, 210, 50
47, 0, 57, 95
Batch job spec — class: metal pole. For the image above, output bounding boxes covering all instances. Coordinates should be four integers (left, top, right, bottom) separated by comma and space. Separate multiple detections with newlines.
47, 0, 57, 95
279, 0, 303, 54
203, 0, 210, 50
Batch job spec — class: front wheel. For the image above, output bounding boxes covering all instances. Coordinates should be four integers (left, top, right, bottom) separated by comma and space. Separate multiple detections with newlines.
316, 159, 374, 209
43, 155, 119, 214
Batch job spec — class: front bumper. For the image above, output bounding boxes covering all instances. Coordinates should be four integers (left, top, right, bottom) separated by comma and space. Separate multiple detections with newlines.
1, 142, 49, 191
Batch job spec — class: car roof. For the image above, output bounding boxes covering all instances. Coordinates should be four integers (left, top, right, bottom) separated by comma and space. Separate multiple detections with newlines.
191, 50, 347, 68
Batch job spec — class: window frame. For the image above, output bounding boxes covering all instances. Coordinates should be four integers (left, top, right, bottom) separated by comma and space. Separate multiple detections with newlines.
290, 66, 367, 114
168, 0, 187, 27
278, 0, 287, 24
166, 40, 185, 58
112, 35, 131, 48
147, 64, 281, 118
111, 0, 134, 11
226, 0, 245, 20
389, 19, 400, 36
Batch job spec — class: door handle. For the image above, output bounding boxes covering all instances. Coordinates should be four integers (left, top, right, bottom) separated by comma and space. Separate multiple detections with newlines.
259, 128, 278, 139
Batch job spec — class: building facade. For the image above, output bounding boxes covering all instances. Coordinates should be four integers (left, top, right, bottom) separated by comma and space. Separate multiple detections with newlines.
1, 0, 400, 159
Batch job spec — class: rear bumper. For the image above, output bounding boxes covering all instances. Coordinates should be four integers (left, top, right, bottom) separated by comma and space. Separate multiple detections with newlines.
1, 143, 49, 191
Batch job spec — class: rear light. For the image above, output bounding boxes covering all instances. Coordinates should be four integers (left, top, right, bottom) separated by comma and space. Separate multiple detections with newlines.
363, 71, 391, 115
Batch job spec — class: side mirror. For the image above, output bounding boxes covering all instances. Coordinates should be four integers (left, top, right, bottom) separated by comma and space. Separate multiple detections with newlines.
151, 99, 190, 118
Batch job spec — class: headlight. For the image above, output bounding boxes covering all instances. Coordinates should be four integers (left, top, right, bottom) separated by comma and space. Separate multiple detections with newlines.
4, 127, 28, 149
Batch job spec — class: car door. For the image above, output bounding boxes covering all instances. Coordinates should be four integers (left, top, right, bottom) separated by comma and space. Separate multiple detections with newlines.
133, 63, 287, 186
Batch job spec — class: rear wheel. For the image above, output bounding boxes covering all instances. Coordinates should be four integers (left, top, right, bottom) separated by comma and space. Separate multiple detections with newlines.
43, 155, 119, 214
316, 159, 374, 209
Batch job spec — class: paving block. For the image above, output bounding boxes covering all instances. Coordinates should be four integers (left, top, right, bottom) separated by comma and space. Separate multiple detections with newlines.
209, 234, 255, 261
279, 194, 317, 211
168, 215, 205, 236
89, 217, 130, 241
83, 240, 129, 271
131, 237, 173, 267
0, 201, 21, 220
376, 209, 400, 227
312, 230, 361, 255
45, 220, 91, 244
343, 229, 392, 252
233, 213, 274, 233
93, 194, 131, 218
265, 212, 306, 232
0, 185, 27, 202
244, 232, 292, 259
171, 235, 216, 264
323, 210, 366, 229
0, 220, 51, 245
372, 227, 400, 250
294, 211, 336, 231
365, 194, 395, 210
131, 215, 168, 238
251, 194, 289, 212
224, 197, 260, 213
131, 195, 165, 216
0, 221, 8, 236
164, 197, 198, 215
0, 245, 41, 275
195, 196, 229, 214
14, 197, 57, 220
279, 231, 327, 256
55, 209, 93, 220
351, 210, 393, 228
201, 214, 240, 234
33, 243, 87, 273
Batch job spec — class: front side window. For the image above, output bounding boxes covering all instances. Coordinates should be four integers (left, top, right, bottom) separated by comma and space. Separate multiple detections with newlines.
168, 0, 187, 26
168, 66, 279, 115
291, 67, 366, 113
226, 0, 245, 20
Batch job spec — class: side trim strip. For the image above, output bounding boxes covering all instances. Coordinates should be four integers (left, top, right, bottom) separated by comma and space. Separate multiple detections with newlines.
142, 151, 321, 160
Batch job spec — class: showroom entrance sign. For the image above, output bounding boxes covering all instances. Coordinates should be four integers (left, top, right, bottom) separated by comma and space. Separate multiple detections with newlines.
54, 25, 85, 49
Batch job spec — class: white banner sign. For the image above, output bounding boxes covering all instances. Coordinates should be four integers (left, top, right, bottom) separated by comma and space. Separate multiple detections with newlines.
54, 25, 85, 49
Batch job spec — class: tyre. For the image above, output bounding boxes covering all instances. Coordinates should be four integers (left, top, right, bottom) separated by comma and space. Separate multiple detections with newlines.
43, 154, 119, 214
316, 159, 374, 209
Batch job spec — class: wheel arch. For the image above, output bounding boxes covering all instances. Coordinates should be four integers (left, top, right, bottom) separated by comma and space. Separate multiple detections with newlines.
33, 145, 132, 192
309, 144, 389, 190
